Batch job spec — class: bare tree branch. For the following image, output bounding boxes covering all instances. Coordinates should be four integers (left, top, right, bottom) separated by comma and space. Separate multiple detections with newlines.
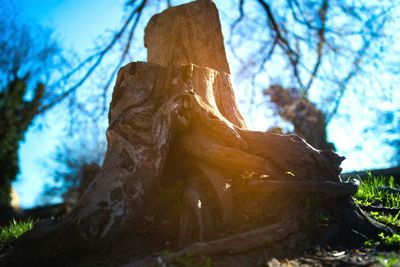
304, 0, 328, 93
325, 39, 371, 124
257, 0, 304, 90
38, 0, 148, 114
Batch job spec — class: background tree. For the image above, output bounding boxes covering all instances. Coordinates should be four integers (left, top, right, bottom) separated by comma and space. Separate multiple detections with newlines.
264, 84, 334, 150
228, 0, 398, 151
0, 6, 65, 209
39, 133, 105, 206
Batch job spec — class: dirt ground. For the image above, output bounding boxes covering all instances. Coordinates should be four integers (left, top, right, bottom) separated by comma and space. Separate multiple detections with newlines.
204, 247, 400, 267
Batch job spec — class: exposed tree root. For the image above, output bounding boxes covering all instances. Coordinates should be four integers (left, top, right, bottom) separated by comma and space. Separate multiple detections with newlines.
4, 2, 394, 267
123, 219, 300, 267
248, 179, 358, 197
359, 205, 400, 216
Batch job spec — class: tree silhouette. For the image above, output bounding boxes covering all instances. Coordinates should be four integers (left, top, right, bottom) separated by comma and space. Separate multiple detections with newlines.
0, 7, 64, 209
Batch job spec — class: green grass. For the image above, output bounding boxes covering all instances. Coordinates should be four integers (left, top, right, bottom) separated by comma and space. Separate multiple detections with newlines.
354, 173, 400, 207
369, 211, 400, 228
0, 218, 34, 251
377, 253, 400, 267
157, 249, 212, 267
160, 251, 212, 267
363, 238, 376, 247
385, 193, 400, 208
353, 172, 400, 249
379, 233, 400, 248
170, 253, 212, 267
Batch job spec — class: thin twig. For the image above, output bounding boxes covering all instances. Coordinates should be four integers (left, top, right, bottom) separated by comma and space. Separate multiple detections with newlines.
38, 0, 148, 114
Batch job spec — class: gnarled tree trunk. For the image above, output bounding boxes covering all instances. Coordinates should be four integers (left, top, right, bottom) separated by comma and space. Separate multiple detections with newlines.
264, 84, 334, 150
8, 1, 391, 266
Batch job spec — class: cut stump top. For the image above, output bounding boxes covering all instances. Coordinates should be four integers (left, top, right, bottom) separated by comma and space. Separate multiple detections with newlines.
144, 0, 230, 73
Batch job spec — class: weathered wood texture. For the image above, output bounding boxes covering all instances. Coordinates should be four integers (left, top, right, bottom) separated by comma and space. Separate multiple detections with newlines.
145, 0, 230, 74
70, 62, 250, 242
68, 59, 346, 243
7, 1, 392, 266
123, 219, 301, 267
264, 85, 334, 150
248, 180, 358, 196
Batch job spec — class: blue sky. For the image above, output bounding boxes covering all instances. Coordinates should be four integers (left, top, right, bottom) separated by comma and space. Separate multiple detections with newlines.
9, 0, 126, 207
5, 0, 398, 208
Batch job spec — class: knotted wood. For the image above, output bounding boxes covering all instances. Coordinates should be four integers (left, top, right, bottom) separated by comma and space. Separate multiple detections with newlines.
7, 1, 392, 266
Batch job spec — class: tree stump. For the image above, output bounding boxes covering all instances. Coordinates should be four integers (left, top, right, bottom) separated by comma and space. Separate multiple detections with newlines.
7, 1, 392, 266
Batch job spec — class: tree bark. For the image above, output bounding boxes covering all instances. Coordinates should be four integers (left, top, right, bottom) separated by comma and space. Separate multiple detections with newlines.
264, 84, 334, 150
145, 0, 231, 74
7, 1, 392, 266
